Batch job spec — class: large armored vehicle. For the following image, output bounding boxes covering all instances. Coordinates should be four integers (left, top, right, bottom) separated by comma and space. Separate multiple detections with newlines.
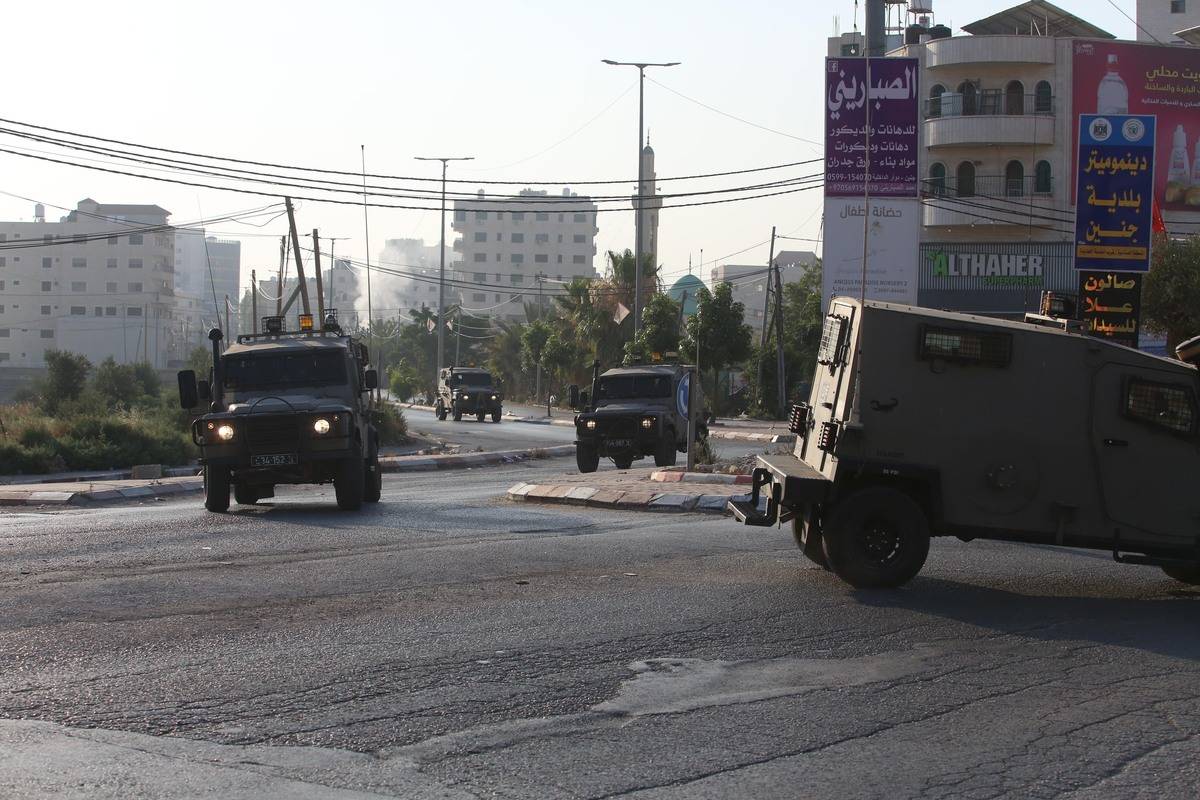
177, 314, 382, 513
570, 363, 706, 473
435, 367, 502, 422
729, 298, 1200, 588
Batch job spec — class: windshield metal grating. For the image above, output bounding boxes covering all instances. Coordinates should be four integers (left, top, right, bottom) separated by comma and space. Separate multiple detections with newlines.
817, 315, 848, 366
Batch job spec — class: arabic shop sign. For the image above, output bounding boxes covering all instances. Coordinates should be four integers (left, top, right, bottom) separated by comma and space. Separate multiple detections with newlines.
825, 57, 919, 198
1078, 271, 1141, 347
930, 251, 1044, 287
1074, 114, 1156, 273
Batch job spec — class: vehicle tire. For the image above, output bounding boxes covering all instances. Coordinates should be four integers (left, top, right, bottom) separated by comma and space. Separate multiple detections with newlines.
792, 509, 829, 570
476, 411, 486, 422
492, 411, 502, 423
203, 465, 230, 513
613, 456, 634, 470
452, 408, 462, 421
435, 402, 448, 421
1161, 564, 1200, 585
576, 444, 599, 473
821, 487, 929, 589
234, 483, 261, 505
363, 456, 382, 503
334, 455, 366, 511
653, 434, 677, 467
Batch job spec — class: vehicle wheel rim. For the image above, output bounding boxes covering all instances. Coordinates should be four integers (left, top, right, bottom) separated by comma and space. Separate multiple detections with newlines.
858, 515, 903, 565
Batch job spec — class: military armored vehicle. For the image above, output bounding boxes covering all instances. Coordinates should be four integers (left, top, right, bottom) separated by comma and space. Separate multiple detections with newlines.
729, 298, 1200, 588
435, 367, 502, 422
177, 313, 382, 513
569, 363, 706, 473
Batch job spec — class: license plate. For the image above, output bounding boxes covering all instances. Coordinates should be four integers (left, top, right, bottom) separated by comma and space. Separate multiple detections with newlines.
252, 453, 297, 466
607, 439, 632, 449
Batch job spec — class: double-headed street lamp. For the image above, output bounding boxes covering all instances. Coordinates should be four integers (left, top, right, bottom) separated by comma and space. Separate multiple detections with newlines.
415, 155, 474, 386
601, 59, 679, 338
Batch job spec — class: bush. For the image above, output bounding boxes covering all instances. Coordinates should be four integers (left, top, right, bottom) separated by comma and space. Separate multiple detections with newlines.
373, 404, 409, 446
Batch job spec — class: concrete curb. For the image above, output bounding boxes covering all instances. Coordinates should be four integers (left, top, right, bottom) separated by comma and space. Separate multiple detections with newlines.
0, 465, 200, 486
0, 478, 205, 507
707, 431, 795, 444
378, 444, 574, 472
506, 482, 761, 516
650, 470, 752, 485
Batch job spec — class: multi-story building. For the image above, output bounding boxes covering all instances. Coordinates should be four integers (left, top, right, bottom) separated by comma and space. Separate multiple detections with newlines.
247, 258, 359, 332
0, 198, 181, 369
451, 188, 600, 323
711, 250, 819, 339
173, 229, 242, 340
1137, 0, 1200, 44
377, 238, 449, 318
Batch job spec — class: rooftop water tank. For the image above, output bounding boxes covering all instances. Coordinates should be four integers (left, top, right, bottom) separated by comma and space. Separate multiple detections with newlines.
909, 0, 933, 13
929, 23, 951, 40
906, 24, 928, 44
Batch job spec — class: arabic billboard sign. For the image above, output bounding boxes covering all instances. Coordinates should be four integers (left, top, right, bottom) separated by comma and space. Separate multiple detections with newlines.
1072, 40, 1200, 211
1078, 271, 1141, 348
825, 57, 919, 197
1074, 114, 1156, 273
822, 197, 919, 309
917, 242, 1077, 316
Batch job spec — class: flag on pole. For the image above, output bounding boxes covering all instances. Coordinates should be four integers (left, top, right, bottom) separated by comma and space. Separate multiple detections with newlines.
426, 318, 435, 333
1152, 197, 1168, 235
614, 302, 630, 324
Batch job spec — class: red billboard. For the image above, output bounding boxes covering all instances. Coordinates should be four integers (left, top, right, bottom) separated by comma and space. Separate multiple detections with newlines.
1073, 40, 1200, 210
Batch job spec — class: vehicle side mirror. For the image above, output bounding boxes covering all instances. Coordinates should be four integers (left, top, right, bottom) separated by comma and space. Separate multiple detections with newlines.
579, 390, 590, 410
197, 379, 212, 401
568, 384, 580, 409
177, 370, 198, 409
364, 369, 379, 390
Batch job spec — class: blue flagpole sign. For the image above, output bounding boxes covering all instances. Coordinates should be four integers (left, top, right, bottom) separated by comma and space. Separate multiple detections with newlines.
1074, 114, 1156, 273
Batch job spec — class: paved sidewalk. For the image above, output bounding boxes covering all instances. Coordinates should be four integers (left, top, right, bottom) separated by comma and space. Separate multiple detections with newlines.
506, 466, 764, 515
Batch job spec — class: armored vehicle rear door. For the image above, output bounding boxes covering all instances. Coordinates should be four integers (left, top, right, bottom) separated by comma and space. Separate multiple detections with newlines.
801, 298, 859, 478
1090, 362, 1200, 542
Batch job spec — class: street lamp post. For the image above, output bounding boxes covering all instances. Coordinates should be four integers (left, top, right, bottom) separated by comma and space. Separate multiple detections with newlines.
415, 155, 474, 387
601, 59, 679, 339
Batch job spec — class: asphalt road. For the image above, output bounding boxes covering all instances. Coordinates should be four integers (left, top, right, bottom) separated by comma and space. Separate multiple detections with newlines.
2, 464, 1198, 798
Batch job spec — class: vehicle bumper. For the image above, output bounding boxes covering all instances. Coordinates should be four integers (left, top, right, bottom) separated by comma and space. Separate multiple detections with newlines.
575, 432, 659, 457
727, 453, 831, 527
451, 398, 502, 413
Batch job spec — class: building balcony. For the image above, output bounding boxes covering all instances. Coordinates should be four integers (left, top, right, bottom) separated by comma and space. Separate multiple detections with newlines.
921, 176, 1059, 228
925, 35, 1055, 68
925, 94, 1055, 147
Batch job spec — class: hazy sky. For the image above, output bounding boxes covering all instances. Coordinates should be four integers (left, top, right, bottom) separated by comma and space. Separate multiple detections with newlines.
0, 0, 1135, 304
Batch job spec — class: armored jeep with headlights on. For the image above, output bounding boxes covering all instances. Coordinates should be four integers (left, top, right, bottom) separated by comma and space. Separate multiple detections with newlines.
569, 363, 706, 473
177, 313, 381, 513
729, 297, 1200, 589
435, 367, 502, 422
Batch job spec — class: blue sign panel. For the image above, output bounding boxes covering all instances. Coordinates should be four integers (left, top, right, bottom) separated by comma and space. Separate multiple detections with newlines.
1074, 114, 1156, 273
676, 371, 690, 418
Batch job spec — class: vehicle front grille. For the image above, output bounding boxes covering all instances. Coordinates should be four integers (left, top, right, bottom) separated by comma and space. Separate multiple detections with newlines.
600, 418, 637, 438
245, 416, 300, 453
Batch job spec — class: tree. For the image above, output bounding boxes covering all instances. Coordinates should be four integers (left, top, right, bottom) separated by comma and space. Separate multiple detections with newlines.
747, 259, 824, 416
624, 293, 681, 364
520, 319, 553, 400
486, 322, 525, 399
131, 362, 162, 399
680, 283, 753, 414
92, 357, 142, 410
1143, 234, 1200, 351
186, 345, 213, 378
41, 350, 92, 411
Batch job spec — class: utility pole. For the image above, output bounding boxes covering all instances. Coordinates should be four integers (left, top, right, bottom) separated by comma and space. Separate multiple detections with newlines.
360, 146, 376, 402
602, 58, 680, 340
276, 235, 286, 316
251, 269, 258, 333
773, 252, 787, 416
415, 155, 474, 391
283, 197, 312, 317
687, 303, 701, 471
311, 230, 325, 323
758, 226, 777, 411
224, 294, 231, 343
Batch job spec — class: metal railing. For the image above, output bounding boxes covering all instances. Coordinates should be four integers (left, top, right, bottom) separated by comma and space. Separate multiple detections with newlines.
925, 92, 1055, 120
922, 175, 1054, 198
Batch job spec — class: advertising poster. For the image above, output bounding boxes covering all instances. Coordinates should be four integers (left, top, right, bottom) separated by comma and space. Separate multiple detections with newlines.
822, 197, 919, 309
1074, 114, 1156, 273
1072, 41, 1200, 210
825, 57, 919, 197
1078, 271, 1142, 348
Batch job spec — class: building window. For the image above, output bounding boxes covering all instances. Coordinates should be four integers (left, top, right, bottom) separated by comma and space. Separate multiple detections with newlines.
955, 162, 976, 198
495, 253, 501, 261
40, 329, 54, 339
535, 253, 549, 263
71, 281, 86, 292
70, 306, 85, 316
557, 255, 563, 263
928, 84, 945, 118
474, 232, 487, 242
94, 307, 103, 316
474, 211, 487, 222
1034, 81, 1053, 114
454, 210, 466, 222
928, 162, 947, 196
1034, 160, 1053, 194
42, 257, 52, 269
128, 234, 143, 245
1172, 0, 1186, 12
41, 281, 51, 292
474, 272, 487, 283
573, 213, 587, 223
71, 257, 86, 269
0, 330, 8, 338
107, 235, 118, 245
105, 307, 117, 316
72, 233, 87, 245
535, 233, 549, 244
511, 253, 524, 263
1005, 80, 1025, 115
511, 233, 524, 243
129, 258, 143, 269
128, 282, 143, 293
472, 293, 487, 302
535, 212, 549, 222
43, 234, 53, 245
572, 255, 586, 264
510, 275, 524, 285
0, 257, 5, 267
957, 81, 978, 115
573, 234, 586, 243
512, 212, 525, 221
127, 307, 142, 317
40, 305, 51, 315
106, 282, 117, 293
105, 257, 117, 269
1005, 161, 1025, 197
473, 252, 487, 262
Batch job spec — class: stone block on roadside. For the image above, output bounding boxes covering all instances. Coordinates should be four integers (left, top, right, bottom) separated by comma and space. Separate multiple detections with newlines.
695, 495, 734, 513
527, 484, 561, 500
564, 487, 597, 505
118, 487, 155, 499
649, 494, 699, 512
615, 491, 657, 508
130, 464, 163, 479
26, 491, 75, 504
586, 489, 626, 507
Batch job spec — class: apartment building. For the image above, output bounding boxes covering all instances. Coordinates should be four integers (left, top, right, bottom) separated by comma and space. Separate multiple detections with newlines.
248, 258, 359, 332
1137, 0, 1200, 44
0, 199, 179, 369
710, 250, 818, 339
451, 189, 599, 323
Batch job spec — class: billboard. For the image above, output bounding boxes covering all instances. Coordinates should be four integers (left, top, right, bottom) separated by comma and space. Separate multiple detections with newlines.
825, 57, 920, 197
918, 242, 1076, 316
823, 198, 920, 308
1078, 271, 1141, 348
1072, 40, 1200, 211
1074, 114, 1156, 273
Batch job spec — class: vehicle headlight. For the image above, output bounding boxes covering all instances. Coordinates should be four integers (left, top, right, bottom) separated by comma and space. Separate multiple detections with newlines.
216, 424, 235, 441
641, 417, 655, 429
313, 418, 331, 435
491, 394, 498, 400
586, 419, 597, 430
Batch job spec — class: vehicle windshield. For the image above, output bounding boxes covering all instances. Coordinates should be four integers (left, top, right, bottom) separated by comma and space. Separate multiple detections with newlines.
223, 351, 348, 390
451, 372, 493, 387
597, 374, 671, 400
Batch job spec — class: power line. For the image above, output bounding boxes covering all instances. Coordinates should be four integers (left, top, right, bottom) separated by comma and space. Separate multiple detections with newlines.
646, 76, 822, 147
